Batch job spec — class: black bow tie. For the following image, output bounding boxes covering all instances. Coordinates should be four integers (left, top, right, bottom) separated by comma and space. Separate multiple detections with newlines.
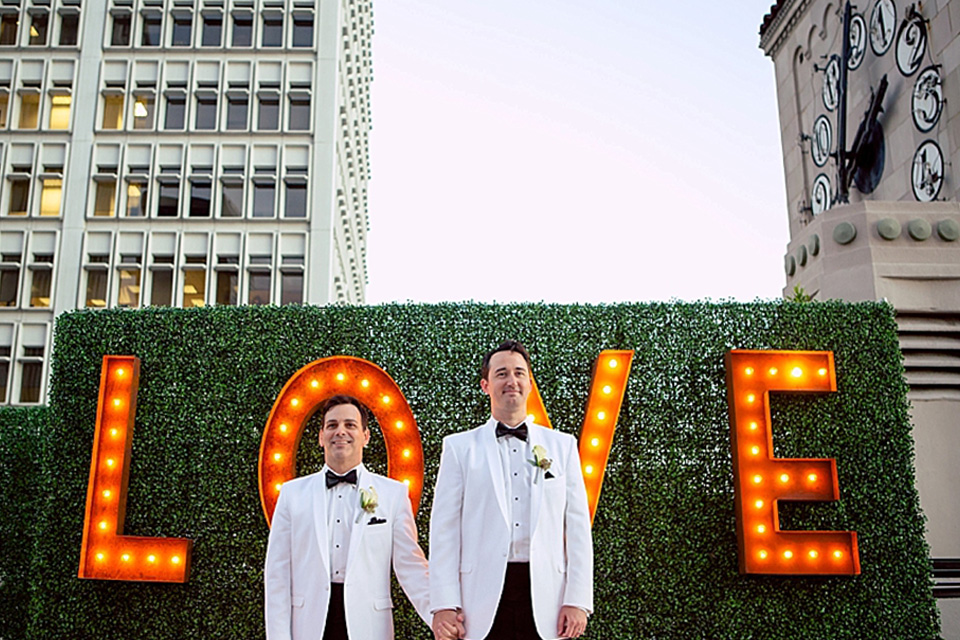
496, 421, 528, 441
326, 469, 358, 489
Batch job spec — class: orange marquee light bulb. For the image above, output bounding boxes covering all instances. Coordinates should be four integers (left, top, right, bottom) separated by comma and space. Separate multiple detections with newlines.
749, 421, 758, 431
757, 525, 766, 534
172, 556, 181, 565
808, 473, 818, 482
395, 420, 403, 429
290, 398, 299, 407
744, 367, 754, 376
336, 373, 345, 382
361, 379, 369, 388
110, 428, 118, 437
113, 398, 121, 408
403, 479, 411, 487
310, 379, 319, 388
275, 483, 282, 492
121, 554, 130, 562
755, 499, 764, 509
758, 550, 768, 559
779, 473, 790, 483
833, 550, 843, 559
752, 475, 762, 484
382, 395, 391, 404
602, 385, 612, 395
809, 550, 819, 559
273, 453, 282, 462
768, 367, 778, 375
102, 490, 111, 498
791, 367, 803, 377
116, 368, 124, 377
818, 368, 828, 376
99, 520, 108, 530
596, 411, 606, 421
608, 358, 618, 368
750, 446, 760, 456
784, 550, 793, 559
746, 394, 756, 403
106, 458, 115, 468
402, 449, 411, 458
591, 437, 600, 447
148, 555, 157, 563
96, 553, 105, 561
279, 423, 288, 433
584, 464, 594, 475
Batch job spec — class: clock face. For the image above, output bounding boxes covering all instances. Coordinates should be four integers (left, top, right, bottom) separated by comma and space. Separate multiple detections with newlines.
895, 13, 926, 76
811, 115, 832, 167
812, 174, 831, 214
822, 55, 841, 112
911, 140, 944, 202
870, 0, 896, 55
912, 66, 943, 132
848, 13, 867, 70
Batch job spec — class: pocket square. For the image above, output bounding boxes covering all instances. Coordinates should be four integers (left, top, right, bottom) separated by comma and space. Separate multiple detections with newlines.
368, 517, 387, 525
545, 471, 555, 479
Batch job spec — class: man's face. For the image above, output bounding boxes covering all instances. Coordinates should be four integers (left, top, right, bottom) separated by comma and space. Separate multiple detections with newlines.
319, 403, 370, 470
480, 350, 532, 418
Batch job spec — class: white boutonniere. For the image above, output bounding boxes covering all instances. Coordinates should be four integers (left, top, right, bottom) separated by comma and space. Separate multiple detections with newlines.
357, 486, 378, 523
529, 445, 553, 483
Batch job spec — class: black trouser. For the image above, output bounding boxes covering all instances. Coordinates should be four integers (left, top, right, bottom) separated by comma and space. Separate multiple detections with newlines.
323, 582, 348, 640
485, 562, 541, 640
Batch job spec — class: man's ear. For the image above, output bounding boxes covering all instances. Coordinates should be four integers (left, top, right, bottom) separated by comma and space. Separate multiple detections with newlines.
479, 378, 490, 395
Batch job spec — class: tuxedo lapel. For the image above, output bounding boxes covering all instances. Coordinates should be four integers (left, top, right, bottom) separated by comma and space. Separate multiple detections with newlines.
529, 425, 546, 535
311, 473, 331, 575
482, 420, 510, 528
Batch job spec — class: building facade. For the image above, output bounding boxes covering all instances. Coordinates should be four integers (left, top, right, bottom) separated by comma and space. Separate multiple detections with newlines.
760, 0, 960, 634
0, 0, 372, 405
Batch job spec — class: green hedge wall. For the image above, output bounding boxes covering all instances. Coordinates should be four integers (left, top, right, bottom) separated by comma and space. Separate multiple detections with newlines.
6, 302, 941, 638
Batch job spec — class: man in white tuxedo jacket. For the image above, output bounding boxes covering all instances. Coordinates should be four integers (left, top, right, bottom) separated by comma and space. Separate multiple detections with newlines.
430, 341, 593, 640
264, 395, 431, 640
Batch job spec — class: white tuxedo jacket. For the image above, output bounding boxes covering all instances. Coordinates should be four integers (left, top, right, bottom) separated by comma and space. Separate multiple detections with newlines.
429, 419, 593, 640
264, 465, 430, 640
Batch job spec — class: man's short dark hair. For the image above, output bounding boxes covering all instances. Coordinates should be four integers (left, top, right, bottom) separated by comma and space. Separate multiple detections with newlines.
480, 340, 532, 381
320, 395, 370, 430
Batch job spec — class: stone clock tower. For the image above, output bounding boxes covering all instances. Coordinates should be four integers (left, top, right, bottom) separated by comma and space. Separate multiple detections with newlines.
760, 0, 960, 633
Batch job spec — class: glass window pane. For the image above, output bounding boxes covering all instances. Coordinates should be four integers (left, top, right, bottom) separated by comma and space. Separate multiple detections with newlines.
221, 184, 243, 217
258, 98, 279, 130
248, 272, 270, 304
8, 181, 29, 215
0, 269, 18, 306
292, 16, 312, 47
252, 183, 274, 217
182, 269, 206, 307
165, 96, 185, 130
190, 180, 211, 217
133, 95, 155, 129
195, 97, 216, 129
85, 270, 107, 307
285, 183, 306, 218
232, 14, 252, 46
216, 271, 237, 305
261, 16, 282, 46
117, 268, 141, 307
141, 15, 161, 46
19, 94, 39, 129
94, 181, 116, 217
59, 12, 79, 45
171, 14, 192, 46
111, 14, 131, 46
157, 182, 179, 217
39, 179, 62, 216
29, 13, 49, 45
0, 94, 8, 128
19, 362, 42, 403
0, 15, 19, 45
150, 270, 172, 306
126, 182, 147, 217
29, 269, 51, 307
226, 96, 247, 130
103, 95, 124, 129
0, 361, 8, 402
288, 98, 310, 130
202, 14, 221, 45
48, 95, 71, 130
281, 272, 302, 305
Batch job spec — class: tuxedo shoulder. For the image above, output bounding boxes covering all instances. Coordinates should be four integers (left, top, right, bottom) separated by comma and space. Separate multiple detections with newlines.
277, 471, 319, 495
441, 423, 488, 445
367, 472, 406, 493
533, 423, 577, 445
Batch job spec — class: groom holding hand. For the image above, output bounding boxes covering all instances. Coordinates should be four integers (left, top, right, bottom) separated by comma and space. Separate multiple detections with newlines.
429, 340, 593, 640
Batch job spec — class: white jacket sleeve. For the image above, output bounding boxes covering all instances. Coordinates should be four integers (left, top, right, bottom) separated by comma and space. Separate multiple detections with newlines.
264, 486, 294, 640
429, 437, 465, 613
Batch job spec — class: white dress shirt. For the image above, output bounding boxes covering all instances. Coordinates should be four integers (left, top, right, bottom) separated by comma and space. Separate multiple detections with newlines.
323, 463, 362, 584
495, 422, 534, 562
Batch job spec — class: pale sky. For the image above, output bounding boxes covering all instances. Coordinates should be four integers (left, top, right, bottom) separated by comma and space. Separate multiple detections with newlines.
365, 1, 788, 304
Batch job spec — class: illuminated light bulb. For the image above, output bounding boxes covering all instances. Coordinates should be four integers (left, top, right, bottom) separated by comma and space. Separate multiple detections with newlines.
116, 368, 125, 377
102, 490, 112, 498
750, 446, 760, 456
113, 398, 121, 407
106, 458, 115, 467
121, 553, 131, 562
290, 398, 299, 407
608, 359, 618, 369
758, 550, 768, 559
172, 556, 181, 565
833, 550, 843, 559
809, 550, 818, 559
818, 368, 828, 376
779, 473, 790, 483
784, 550, 793, 559
602, 385, 612, 395
746, 394, 756, 403
273, 453, 282, 462
585, 465, 594, 475
99, 520, 108, 530
768, 367, 778, 376
395, 421, 403, 429
596, 411, 606, 421
279, 423, 288, 433
110, 428, 118, 437
591, 437, 600, 447
752, 475, 762, 484
807, 473, 817, 482
403, 479, 411, 487
402, 449, 411, 458
744, 367, 754, 376
382, 396, 391, 404
148, 555, 157, 563
749, 421, 758, 431
361, 379, 370, 388
96, 553, 105, 561
274, 483, 282, 492
757, 525, 766, 534
791, 367, 803, 378
755, 499, 764, 509
336, 373, 345, 382
310, 379, 319, 388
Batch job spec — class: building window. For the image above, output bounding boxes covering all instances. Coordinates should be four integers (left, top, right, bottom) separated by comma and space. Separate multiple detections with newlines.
141, 14, 161, 46
226, 95, 247, 130
111, 13, 131, 45
285, 183, 306, 218
288, 97, 310, 130
19, 361, 42, 403
195, 96, 217, 129
0, 360, 8, 402
103, 95, 124, 129
125, 182, 147, 217
150, 265, 173, 306
133, 95, 155, 130
116, 267, 141, 308
216, 270, 237, 305
258, 96, 279, 130
253, 182, 274, 217
0, 94, 8, 128
7, 180, 29, 216
94, 180, 117, 217
39, 179, 62, 216
85, 269, 108, 307
49, 95, 71, 130
232, 13, 252, 46
0, 265, 18, 307
221, 183, 243, 217
189, 180, 211, 217
157, 182, 179, 217
182, 269, 205, 307
248, 272, 270, 304
201, 13, 221, 46
59, 12, 79, 45
281, 272, 302, 304
0, 14, 19, 45
261, 15, 282, 46
19, 94, 40, 129
164, 94, 186, 130
292, 15, 312, 47
171, 13, 192, 46
29, 266, 51, 307
29, 12, 49, 45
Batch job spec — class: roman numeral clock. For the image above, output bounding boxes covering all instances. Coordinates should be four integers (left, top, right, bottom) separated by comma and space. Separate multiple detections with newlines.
805, 0, 946, 213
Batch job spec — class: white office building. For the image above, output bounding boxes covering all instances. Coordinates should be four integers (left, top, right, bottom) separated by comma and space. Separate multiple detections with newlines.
0, 0, 372, 404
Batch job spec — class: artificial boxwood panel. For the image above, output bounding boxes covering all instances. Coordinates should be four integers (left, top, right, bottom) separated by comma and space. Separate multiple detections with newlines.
13, 302, 939, 638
